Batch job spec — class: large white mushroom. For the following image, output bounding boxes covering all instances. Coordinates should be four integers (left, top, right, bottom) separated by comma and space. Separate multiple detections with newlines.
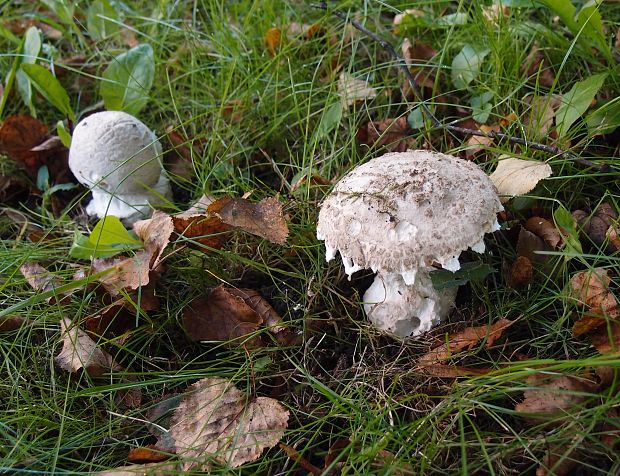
68, 111, 172, 225
317, 150, 502, 337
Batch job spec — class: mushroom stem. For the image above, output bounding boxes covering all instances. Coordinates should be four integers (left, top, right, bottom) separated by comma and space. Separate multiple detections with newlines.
363, 270, 457, 337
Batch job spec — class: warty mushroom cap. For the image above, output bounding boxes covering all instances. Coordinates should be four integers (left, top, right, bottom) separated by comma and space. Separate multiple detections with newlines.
68, 111, 171, 223
316, 150, 503, 283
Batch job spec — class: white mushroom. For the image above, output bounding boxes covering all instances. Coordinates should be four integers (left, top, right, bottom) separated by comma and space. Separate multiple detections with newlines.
317, 150, 502, 337
68, 111, 172, 225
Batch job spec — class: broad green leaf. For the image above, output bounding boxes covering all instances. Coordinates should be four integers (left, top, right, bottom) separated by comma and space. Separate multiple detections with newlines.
56, 120, 72, 147
553, 205, 582, 261
471, 91, 494, 123
87, 0, 119, 41
498, 0, 535, 6
536, 0, 606, 51
430, 262, 494, 290
451, 44, 490, 90
316, 102, 342, 139
407, 107, 426, 129
15, 26, 41, 116
586, 98, 620, 136
70, 216, 143, 259
21, 63, 76, 121
556, 73, 606, 137
436, 12, 468, 26
100, 43, 155, 115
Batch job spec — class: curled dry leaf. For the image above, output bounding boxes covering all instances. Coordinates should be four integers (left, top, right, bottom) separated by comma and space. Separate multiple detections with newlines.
509, 255, 533, 288
573, 203, 618, 248
168, 377, 289, 470
265, 27, 281, 56
489, 157, 552, 203
215, 197, 288, 245
55, 317, 119, 377
0, 315, 30, 332
590, 322, 620, 355
0, 115, 49, 177
127, 445, 170, 463
417, 319, 514, 376
515, 372, 597, 420
338, 72, 376, 108
227, 288, 284, 332
524, 216, 562, 248
465, 124, 499, 158
516, 227, 552, 266
570, 268, 619, 325
357, 117, 415, 153
133, 211, 175, 270
183, 286, 264, 346
607, 225, 620, 251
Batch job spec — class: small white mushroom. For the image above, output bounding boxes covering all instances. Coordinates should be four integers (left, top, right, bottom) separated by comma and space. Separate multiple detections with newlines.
317, 150, 502, 337
68, 111, 172, 225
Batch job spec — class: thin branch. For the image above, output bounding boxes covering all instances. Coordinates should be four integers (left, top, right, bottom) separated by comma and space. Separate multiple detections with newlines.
312, 2, 611, 173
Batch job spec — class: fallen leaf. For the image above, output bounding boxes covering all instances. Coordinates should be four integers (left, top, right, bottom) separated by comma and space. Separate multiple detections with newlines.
133, 211, 174, 270
127, 445, 170, 463
0, 315, 30, 332
96, 463, 179, 475
168, 377, 289, 470
489, 157, 553, 203
465, 124, 499, 157
338, 72, 376, 108
523, 44, 555, 88
83, 299, 135, 340
523, 94, 561, 139
600, 408, 620, 447
164, 126, 197, 181
173, 197, 233, 250
536, 442, 579, 476
214, 196, 289, 245
515, 372, 596, 419
265, 27, 281, 56
393, 9, 425, 28
482, 4, 510, 23
20, 262, 69, 304
55, 317, 118, 377
573, 203, 618, 248
0, 115, 49, 176
607, 225, 620, 251
91, 251, 152, 296
524, 216, 562, 248
357, 117, 415, 153
509, 255, 533, 288
516, 227, 552, 266
589, 322, 620, 355
401, 38, 437, 64
4, 18, 62, 40
226, 288, 284, 332
183, 286, 264, 346
570, 268, 619, 323
417, 319, 514, 370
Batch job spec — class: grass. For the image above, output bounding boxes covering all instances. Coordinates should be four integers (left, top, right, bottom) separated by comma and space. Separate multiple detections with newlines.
1, 0, 620, 474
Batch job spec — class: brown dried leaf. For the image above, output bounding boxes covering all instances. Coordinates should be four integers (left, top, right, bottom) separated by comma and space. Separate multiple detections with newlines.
55, 318, 118, 377
127, 445, 170, 463
83, 299, 135, 340
509, 255, 533, 288
20, 262, 61, 294
265, 27, 281, 57
279, 443, 322, 475
0, 115, 49, 176
489, 157, 553, 203
515, 372, 596, 419
573, 203, 618, 248
168, 377, 289, 470
418, 319, 514, 367
607, 225, 620, 251
226, 288, 284, 332
96, 463, 179, 476
570, 268, 619, 321
91, 251, 152, 296
338, 72, 376, 107
357, 117, 415, 153
0, 315, 30, 332
183, 286, 263, 346
133, 211, 174, 270
536, 443, 579, 476
215, 196, 288, 245
590, 322, 620, 355
401, 38, 436, 64
523, 44, 555, 88
516, 227, 552, 265
525, 216, 562, 248
465, 124, 499, 158
524, 94, 561, 139
482, 4, 510, 23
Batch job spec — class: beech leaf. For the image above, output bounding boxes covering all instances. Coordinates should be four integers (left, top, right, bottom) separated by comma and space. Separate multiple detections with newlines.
489, 157, 552, 203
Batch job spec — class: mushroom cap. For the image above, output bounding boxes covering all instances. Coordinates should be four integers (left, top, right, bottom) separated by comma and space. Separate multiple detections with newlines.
317, 150, 502, 278
69, 111, 163, 195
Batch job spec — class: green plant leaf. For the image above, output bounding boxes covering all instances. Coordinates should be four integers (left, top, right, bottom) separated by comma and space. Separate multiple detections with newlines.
100, 43, 155, 115
15, 26, 41, 116
586, 98, 620, 136
316, 102, 342, 139
471, 91, 494, 123
436, 12, 468, 26
556, 73, 607, 137
41, 0, 75, 26
56, 120, 72, 147
87, 0, 119, 41
21, 63, 76, 121
451, 44, 490, 90
407, 107, 426, 130
70, 216, 143, 259
553, 205, 582, 261
430, 262, 495, 290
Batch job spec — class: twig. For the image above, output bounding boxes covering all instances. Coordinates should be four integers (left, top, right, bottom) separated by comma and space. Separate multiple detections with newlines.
312, 2, 611, 173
